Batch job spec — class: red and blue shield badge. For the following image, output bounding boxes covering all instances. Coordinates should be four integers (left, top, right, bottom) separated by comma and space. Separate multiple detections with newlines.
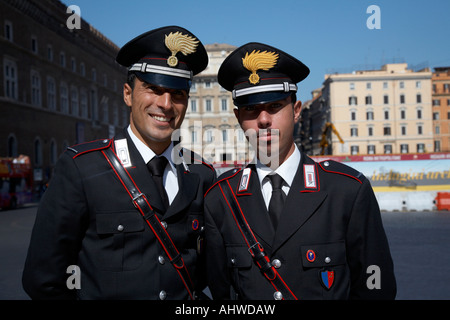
320, 270, 335, 290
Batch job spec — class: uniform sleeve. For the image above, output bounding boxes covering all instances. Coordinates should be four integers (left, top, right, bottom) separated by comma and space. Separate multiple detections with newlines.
22, 152, 88, 299
346, 179, 397, 299
204, 193, 232, 300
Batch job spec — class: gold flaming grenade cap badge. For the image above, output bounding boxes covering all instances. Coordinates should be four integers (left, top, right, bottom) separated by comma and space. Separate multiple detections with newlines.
164, 32, 199, 67
242, 50, 279, 85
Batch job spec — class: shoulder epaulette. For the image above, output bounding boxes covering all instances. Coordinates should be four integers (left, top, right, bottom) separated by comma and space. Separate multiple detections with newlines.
66, 139, 112, 158
204, 167, 242, 197
180, 148, 215, 172
318, 160, 365, 184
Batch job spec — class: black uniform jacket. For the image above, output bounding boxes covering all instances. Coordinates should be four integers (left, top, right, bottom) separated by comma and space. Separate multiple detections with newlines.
22, 129, 216, 300
204, 153, 396, 300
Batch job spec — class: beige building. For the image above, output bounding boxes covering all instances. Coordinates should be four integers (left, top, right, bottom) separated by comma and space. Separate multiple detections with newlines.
181, 43, 251, 166
319, 63, 433, 155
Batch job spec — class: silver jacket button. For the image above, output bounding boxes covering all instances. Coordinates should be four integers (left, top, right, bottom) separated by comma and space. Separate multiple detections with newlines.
273, 291, 283, 300
159, 290, 167, 300
272, 259, 282, 269
158, 255, 165, 265
325, 257, 331, 264
117, 224, 124, 232
161, 221, 168, 229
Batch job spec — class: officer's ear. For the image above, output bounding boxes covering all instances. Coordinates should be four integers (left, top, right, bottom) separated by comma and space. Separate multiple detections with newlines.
293, 100, 302, 123
123, 83, 133, 108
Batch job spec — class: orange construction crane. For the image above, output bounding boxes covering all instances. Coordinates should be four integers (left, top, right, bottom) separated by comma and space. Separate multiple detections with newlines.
320, 122, 344, 155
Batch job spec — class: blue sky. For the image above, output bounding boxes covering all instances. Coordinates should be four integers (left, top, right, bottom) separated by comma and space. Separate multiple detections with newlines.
61, 0, 450, 102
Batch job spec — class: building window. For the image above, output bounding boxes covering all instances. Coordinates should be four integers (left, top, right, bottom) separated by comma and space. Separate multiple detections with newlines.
384, 95, 389, 104
366, 111, 374, 120
222, 129, 228, 142
7, 134, 18, 157
91, 68, 97, 82
350, 145, 359, 155
205, 129, 214, 143
4, 59, 18, 100
190, 82, 197, 92
401, 126, 407, 135
351, 111, 356, 121
384, 110, 390, 120
80, 63, 86, 77
34, 138, 43, 167
50, 140, 58, 166
80, 89, 88, 118
432, 99, 440, 106
71, 58, 77, 72
365, 95, 372, 105
60, 52, 66, 67
400, 94, 405, 104
368, 127, 373, 136
383, 82, 388, 89
434, 141, 441, 152
383, 126, 391, 136
417, 143, 425, 153
416, 94, 422, 103
47, 45, 53, 61
350, 127, 358, 137
349, 83, 355, 90
31, 70, 42, 107
384, 145, 392, 154
349, 96, 357, 105
399, 81, 405, 89
417, 108, 422, 119
417, 125, 423, 135
400, 109, 406, 119
416, 81, 421, 89
367, 145, 376, 154
47, 77, 56, 110
204, 81, 211, 89
4, 20, 13, 41
221, 98, 228, 112
366, 82, 371, 90
444, 84, 450, 93
60, 83, 69, 114
435, 126, 440, 135
400, 144, 409, 153
70, 86, 79, 117
190, 99, 197, 112
433, 112, 439, 120
205, 99, 212, 112
31, 36, 38, 54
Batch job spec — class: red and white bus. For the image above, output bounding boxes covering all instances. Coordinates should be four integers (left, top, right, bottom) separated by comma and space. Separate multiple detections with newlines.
0, 155, 33, 209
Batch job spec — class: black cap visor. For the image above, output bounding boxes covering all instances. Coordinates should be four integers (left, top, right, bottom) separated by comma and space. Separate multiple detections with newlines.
135, 71, 191, 91
234, 91, 292, 108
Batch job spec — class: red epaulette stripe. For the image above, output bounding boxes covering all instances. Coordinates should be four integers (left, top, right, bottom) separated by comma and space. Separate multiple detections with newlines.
204, 168, 242, 198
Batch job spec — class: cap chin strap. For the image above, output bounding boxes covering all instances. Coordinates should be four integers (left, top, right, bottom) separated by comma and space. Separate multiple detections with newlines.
232, 82, 297, 99
130, 62, 193, 80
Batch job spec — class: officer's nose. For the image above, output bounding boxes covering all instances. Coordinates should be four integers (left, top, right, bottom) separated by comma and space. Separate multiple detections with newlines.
156, 92, 172, 110
257, 109, 272, 129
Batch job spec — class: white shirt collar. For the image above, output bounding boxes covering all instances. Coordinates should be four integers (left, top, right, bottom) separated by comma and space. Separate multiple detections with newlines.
256, 144, 301, 187
127, 126, 176, 174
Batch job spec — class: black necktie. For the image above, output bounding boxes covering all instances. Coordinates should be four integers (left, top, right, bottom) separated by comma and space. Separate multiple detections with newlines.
147, 156, 169, 210
268, 174, 286, 229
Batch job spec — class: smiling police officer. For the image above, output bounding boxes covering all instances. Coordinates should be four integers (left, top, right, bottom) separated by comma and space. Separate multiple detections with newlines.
204, 42, 396, 300
22, 26, 215, 300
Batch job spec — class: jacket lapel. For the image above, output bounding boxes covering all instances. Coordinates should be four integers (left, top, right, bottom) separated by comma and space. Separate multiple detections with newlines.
164, 164, 199, 219
114, 130, 167, 214
234, 166, 275, 250
272, 155, 328, 253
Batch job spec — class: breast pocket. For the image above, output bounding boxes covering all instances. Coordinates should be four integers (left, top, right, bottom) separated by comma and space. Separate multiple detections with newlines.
95, 211, 144, 271
300, 241, 349, 294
